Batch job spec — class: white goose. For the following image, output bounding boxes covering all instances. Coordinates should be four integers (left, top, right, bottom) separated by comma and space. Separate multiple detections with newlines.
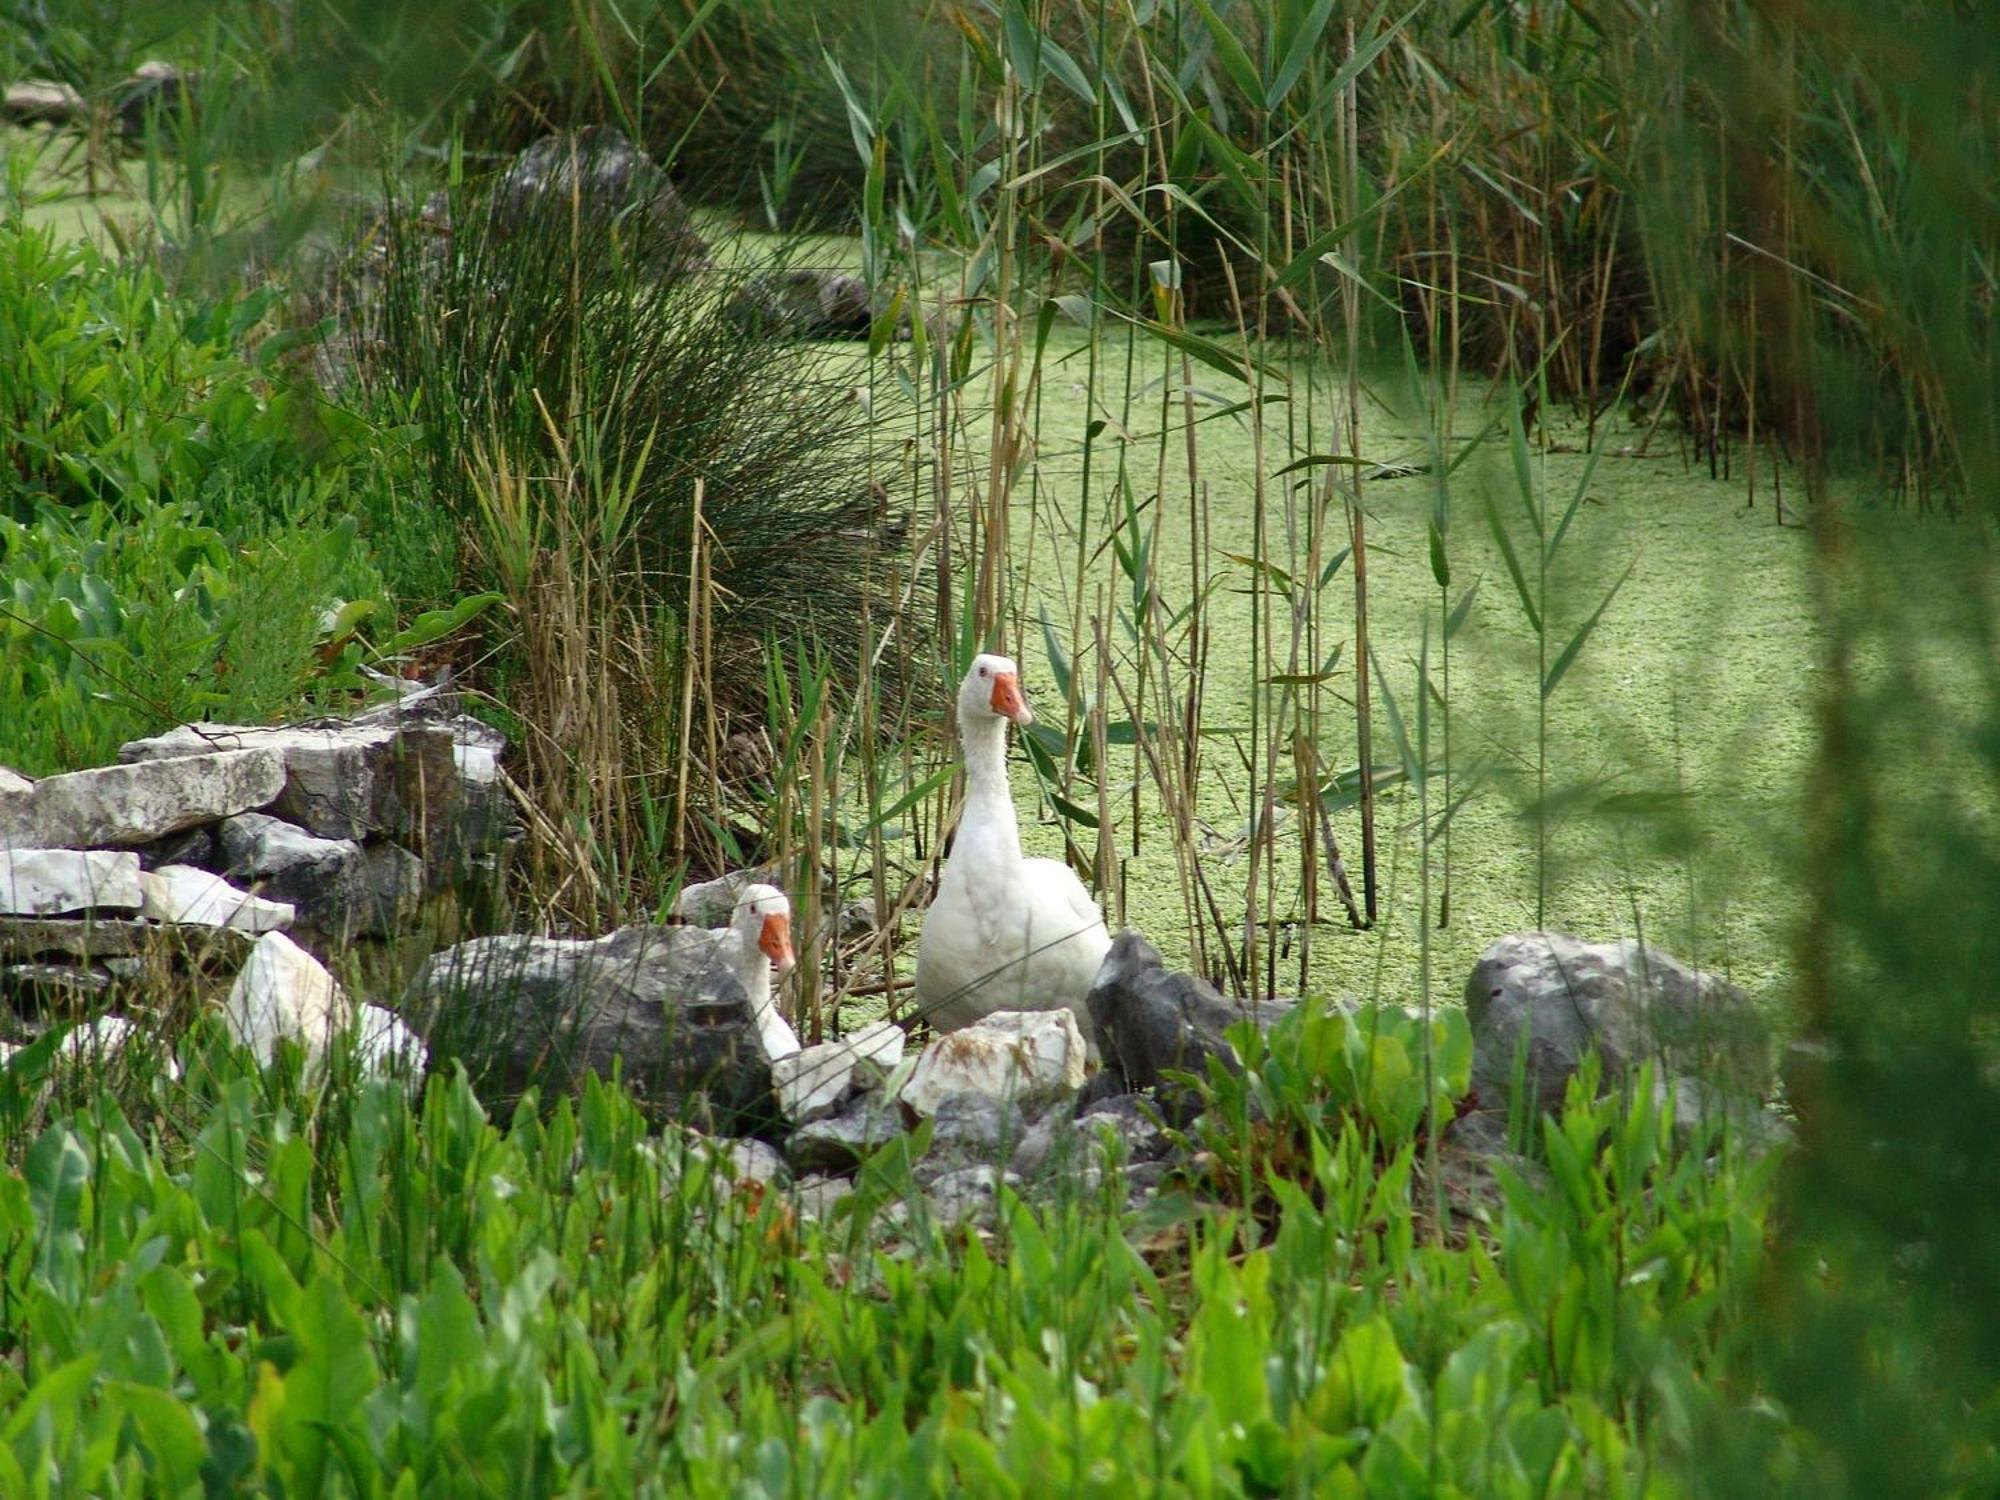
915, 654, 1111, 1041
729, 883, 803, 1062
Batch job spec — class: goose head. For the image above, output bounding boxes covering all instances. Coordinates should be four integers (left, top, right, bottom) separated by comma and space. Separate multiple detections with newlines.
958, 653, 1034, 730
731, 883, 795, 979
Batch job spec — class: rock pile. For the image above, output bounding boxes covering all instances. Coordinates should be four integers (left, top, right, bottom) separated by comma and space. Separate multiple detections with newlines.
0, 682, 511, 1070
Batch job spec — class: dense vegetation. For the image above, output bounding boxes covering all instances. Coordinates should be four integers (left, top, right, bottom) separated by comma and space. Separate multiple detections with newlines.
1, 0, 1996, 1492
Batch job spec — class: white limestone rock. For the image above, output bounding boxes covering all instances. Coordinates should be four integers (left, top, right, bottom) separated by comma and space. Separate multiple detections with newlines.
900, 1008, 1088, 1118
772, 1020, 904, 1125
141, 865, 295, 933
355, 1003, 429, 1078
223, 931, 351, 1064
0, 850, 143, 915
0, 749, 285, 850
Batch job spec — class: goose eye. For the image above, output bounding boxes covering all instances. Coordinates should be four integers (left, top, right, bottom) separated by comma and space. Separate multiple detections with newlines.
978, 666, 988, 677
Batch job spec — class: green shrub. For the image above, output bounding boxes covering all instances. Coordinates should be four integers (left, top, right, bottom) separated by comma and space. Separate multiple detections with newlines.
0, 498, 385, 773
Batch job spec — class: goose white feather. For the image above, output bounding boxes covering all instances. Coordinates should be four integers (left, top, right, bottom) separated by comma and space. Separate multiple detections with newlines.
915, 654, 1111, 1042
729, 883, 802, 1062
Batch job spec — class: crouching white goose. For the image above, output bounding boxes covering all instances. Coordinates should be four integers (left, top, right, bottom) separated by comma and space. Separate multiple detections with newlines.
915, 654, 1111, 1042
729, 883, 803, 1062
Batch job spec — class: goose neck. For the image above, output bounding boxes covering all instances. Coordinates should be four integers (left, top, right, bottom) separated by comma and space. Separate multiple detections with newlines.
958, 717, 1022, 852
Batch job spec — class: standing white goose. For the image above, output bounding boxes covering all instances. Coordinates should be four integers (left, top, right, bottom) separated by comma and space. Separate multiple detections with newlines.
729, 883, 803, 1062
915, 654, 1111, 1040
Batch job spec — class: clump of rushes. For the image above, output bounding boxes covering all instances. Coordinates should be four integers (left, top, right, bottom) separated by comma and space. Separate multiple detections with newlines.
340, 146, 903, 912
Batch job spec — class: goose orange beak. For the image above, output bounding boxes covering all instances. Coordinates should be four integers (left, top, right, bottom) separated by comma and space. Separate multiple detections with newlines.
759, 913, 795, 974
990, 671, 1034, 726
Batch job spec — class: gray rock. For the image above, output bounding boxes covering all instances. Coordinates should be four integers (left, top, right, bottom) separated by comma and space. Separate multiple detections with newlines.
120, 723, 463, 856
0, 850, 143, 916
672, 866, 780, 929
218, 812, 369, 936
1084, 930, 1292, 1121
494, 127, 708, 267
116, 60, 193, 136
1465, 932, 1768, 1119
0, 917, 251, 963
928, 1091, 1025, 1158
772, 1019, 904, 1125
4, 80, 83, 126
1077, 1093, 1173, 1164
0, 749, 285, 850
719, 1137, 788, 1186
406, 924, 773, 1127
359, 843, 426, 935
923, 1164, 1018, 1226
0, 769, 31, 795
136, 826, 214, 872
789, 1174, 854, 1220
901, 1008, 1088, 1118
785, 1095, 904, 1175
724, 270, 904, 341
2, 963, 111, 999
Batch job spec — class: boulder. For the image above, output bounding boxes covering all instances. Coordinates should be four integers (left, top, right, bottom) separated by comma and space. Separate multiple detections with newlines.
789, 1174, 854, 1220
900, 1008, 1087, 1118
672, 866, 779, 928
140, 865, 295, 933
718, 1137, 788, 1187
360, 843, 426, 934
785, 1094, 905, 1175
923, 1164, 1016, 1227
115, 60, 194, 136
928, 1091, 1025, 1158
724, 270, 899, 341
3, 80, 83, 126
0, 850, 143, 916
771, 1019, 903, 1125
218, 812, 369, 935
406, 924, 773, 1127
1085, 930, 1292, 1119
224, 931, 350, 1063
0, 749, 285, 850
493, 127, 708, 267
1464, 932, 1768, 1119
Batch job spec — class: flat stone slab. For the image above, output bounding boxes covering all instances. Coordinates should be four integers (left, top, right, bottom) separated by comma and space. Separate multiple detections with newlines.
3, 80, 83, 125
0, 749, 285, 850
0, 917, 254, 962
120, 722, 462, 848
140, 865, 295, 933
0, 850, 143, 915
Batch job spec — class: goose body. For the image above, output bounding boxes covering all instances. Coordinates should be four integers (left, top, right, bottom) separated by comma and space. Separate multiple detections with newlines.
915, 655, 1111, 1041
729, 883, 802, 1061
